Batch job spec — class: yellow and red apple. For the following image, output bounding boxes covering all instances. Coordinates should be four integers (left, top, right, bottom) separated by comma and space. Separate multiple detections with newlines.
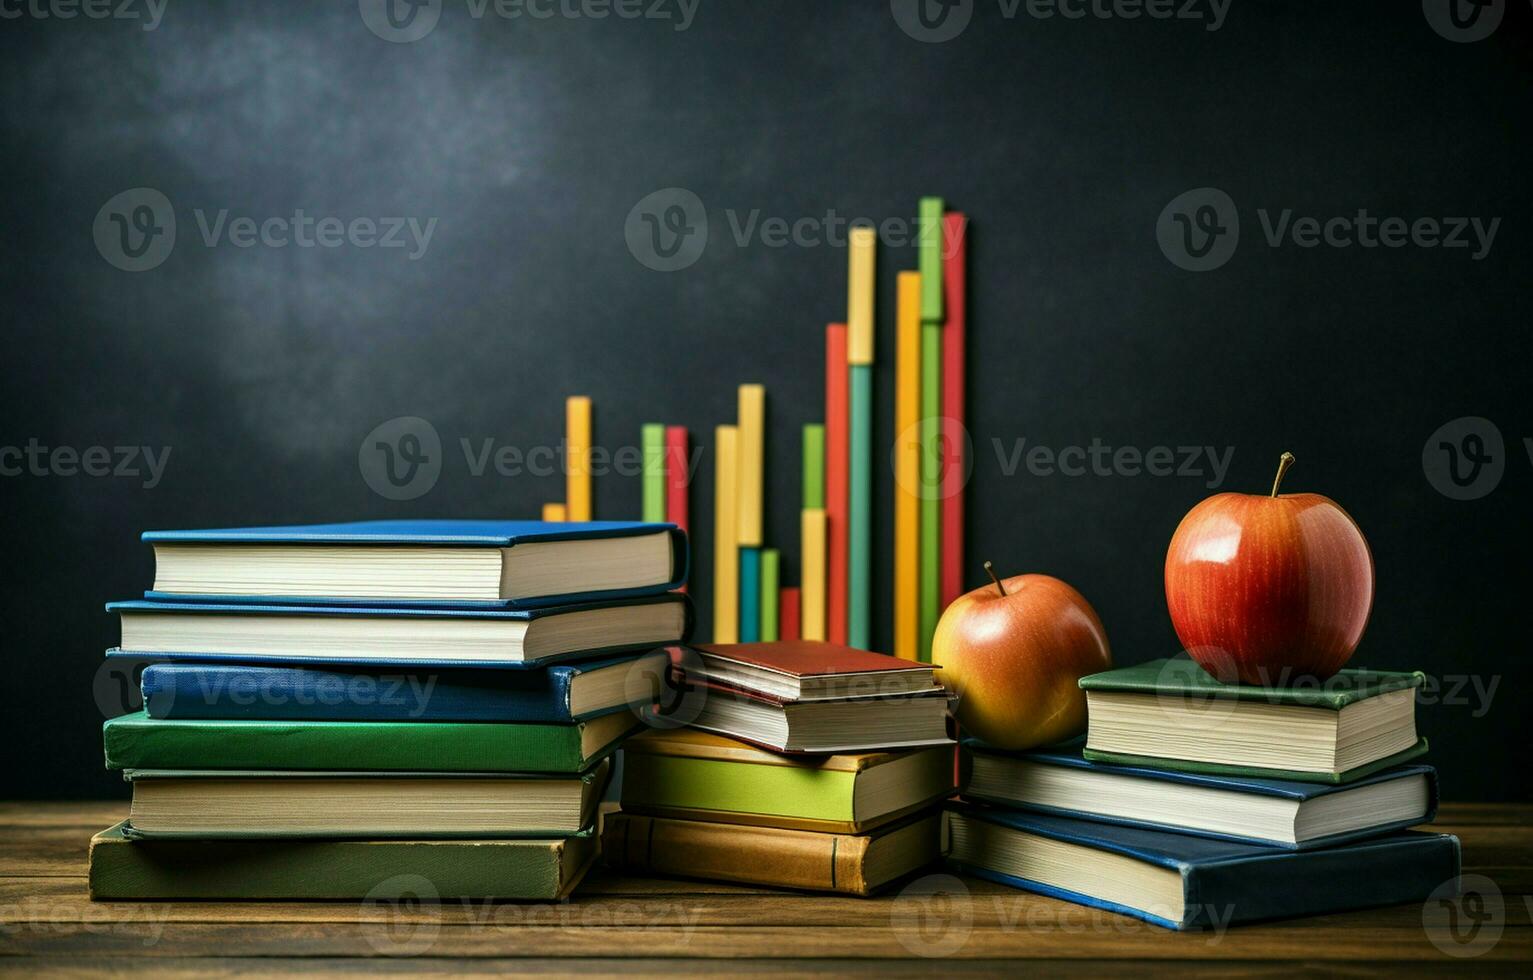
1165, 452, 1374, 684
933, 566, 1111, 750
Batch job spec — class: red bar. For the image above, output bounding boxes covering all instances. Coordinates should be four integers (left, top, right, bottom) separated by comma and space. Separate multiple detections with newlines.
779, 587, 801, 641
824, 323, 849, 645
940, 213, 968, 609
664, 425, 690, 592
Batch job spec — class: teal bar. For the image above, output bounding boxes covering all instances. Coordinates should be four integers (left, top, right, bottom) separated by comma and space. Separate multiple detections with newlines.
641, 423, 666, 522
760, 548, 780, 642
739, 547, 761, 643
848, 365, 872, 649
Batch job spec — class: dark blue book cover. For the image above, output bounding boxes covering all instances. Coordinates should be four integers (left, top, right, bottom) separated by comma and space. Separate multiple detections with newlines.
944, 803, 1460, 930
962, 739, 1438, 850
138, 650, 668, 723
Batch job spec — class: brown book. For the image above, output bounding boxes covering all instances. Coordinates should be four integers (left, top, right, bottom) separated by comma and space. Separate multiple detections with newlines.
601, 811, 941, 895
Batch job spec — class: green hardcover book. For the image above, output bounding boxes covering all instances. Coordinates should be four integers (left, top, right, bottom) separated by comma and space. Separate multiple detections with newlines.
619, 728, 954, 833
102, 710, 639, 774
88, 822, 595, 900
1079, 656, 1426, 784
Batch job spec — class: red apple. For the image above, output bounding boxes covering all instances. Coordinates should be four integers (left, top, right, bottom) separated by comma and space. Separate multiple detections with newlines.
1165, 452, 1374, 685
933, 565, 1112, 750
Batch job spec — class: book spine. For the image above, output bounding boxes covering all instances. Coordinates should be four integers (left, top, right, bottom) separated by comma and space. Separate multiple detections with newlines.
894, 270, 922, 661
736, 384, 765, 547
141, 664, 579, 723
603, 813, 871, 895
566, 396, 593, 521
89, 832, 582, 900
824, 324, 849, 645
918, 321, 942, 662
759, 549, 780, 641
713, 425, 739, 643
102, 715, 592, 772
641, 423, 666, 522
738, 547, 761, 643
800, 508, 827, 641
779, 586, 801, 641
939, 212, 968, 608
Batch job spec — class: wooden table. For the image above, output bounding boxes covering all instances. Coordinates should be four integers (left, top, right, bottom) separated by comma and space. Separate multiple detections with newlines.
3, 802, 1529, 976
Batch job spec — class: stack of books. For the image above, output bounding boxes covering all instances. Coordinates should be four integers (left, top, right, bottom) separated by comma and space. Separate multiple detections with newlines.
604, 640, 956, 895
944, 656, 1462, 930
88, 519, 692, 900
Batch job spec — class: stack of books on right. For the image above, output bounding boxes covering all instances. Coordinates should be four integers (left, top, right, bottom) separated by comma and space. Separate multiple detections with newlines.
945, 655, 1460, 931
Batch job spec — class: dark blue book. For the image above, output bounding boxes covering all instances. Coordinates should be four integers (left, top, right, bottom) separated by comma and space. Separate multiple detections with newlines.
962, 739, 1437, 849
139, 650, 669, 723
944, 803, 1460, 931
141, 519, 688, 609
107, 593, 692, 668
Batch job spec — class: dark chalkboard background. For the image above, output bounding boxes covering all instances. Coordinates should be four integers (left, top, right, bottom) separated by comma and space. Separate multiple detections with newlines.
2, 1, 1527, 799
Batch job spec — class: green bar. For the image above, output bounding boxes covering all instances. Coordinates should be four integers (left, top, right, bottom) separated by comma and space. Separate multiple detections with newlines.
848, 365, 872, 649
760, 548, 780, 642
641, 423, 666, 522
918, 323, 942, 662
802, 424, 826, 509
919, 196, 944, 322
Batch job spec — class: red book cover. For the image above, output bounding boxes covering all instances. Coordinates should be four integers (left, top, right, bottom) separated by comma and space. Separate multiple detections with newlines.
824, 323, 849, 644
939, 213, 968, 609
664, 425, 689, 592
779, 587, 801, 641
692, 641, 936, 681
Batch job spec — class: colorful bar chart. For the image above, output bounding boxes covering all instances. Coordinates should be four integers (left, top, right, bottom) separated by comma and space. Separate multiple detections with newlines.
779, 586, 801, 641
846, 227, 876, 650
713, 425, 739, 644
665, 425, 690, 533
760, 548, 780, 642
800, 507, 827, 641
739, 547, 761, 643
641, 423, 665, 522
919, 320, 942, 662
565, 396, 592, 521
541, 502, 566, 522
940, 213, 968, 607
894, 271, 921, 661
824, 324, 849, 645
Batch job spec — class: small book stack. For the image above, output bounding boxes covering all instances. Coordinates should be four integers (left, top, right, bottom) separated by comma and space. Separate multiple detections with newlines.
944, 656, 1461, 930
89, 519, 693, 900
604, 640, 956, 895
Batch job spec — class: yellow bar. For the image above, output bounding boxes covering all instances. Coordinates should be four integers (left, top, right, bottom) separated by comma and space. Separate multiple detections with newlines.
565, 396, 592, 521
800, 507, 827, 641
735, 383, 765, 547
713, 425, 740, 643
541, 502, 566, 522
847, 227, 876, 365
894, 271, 922, 661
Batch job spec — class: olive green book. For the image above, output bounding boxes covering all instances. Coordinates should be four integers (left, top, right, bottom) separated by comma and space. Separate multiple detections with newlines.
1079, 657, 1425, 783
102, 710, 638, 773
619, 728, 954, 833
88, 822, 594, 900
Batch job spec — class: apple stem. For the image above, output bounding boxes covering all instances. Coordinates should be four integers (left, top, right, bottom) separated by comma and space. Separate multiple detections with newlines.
983, 561, 1007, 597
1270, 452, 1296, 497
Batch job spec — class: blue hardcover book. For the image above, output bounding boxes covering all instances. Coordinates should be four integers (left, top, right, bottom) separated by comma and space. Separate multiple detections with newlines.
138, 649, 669, 723
140, 519, 688, 609
944, 803, 1460, 931
962, 740, 1438, 850
107, 593, 693, 668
